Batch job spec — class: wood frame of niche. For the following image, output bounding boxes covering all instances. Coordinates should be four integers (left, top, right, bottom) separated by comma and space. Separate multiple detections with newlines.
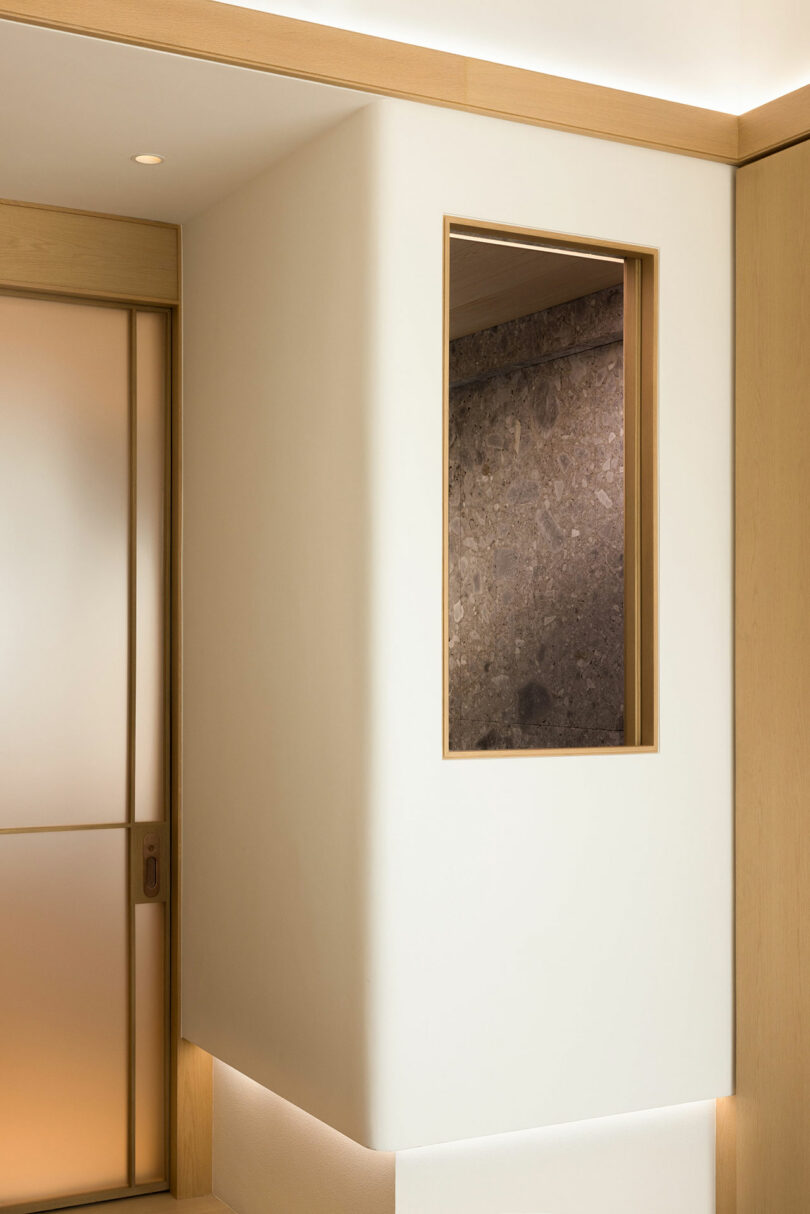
0, 196, 213, 1202
1, 0, 810, 165
443, 218, 658, 759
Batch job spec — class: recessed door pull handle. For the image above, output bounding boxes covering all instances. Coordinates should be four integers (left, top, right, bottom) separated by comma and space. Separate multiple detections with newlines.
143, 832, 160, 898
130, 821, 168, 903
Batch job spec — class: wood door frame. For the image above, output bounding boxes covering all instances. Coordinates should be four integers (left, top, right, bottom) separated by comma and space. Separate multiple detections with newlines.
0, 199, 212, 1204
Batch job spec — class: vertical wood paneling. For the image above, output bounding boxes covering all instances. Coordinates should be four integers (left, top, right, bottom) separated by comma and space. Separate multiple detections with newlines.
727, 137, 810, 1213
171, 1042, 212, 1199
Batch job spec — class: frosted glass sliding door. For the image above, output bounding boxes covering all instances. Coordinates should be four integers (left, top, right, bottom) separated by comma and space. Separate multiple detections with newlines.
0, 294, 170, 1211
0, 831, 129, 1204
0, 299, 129, 829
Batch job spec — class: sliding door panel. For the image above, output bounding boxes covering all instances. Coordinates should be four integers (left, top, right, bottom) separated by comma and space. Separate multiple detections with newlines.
0, 294, 170, 1211
134, 901, 167, 1184
135, 310, 168, 824
0, 295, 129, 830
0, 829, 128, 1204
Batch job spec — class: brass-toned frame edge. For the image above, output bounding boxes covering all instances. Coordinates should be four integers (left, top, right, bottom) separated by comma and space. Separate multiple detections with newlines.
161, 307, 174, 1189
450, 746, 658, 759
442, 218, 451, 756
168, 293, 184, 1193
623, 257, 642, 747
442, 216, 659, 759
639, 247, 659, 749
127, 307, 138, 1189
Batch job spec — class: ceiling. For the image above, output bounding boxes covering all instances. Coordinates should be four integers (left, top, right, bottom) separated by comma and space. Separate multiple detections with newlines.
449, 238, 624, 340
218, 0, 810, 115
0, 19, 369, 223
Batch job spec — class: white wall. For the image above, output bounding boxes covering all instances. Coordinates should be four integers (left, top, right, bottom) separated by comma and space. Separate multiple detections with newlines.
182, 104, 378, 1143
365, 98, 733, 1149
212, 1063, 716, 1214
212, 1065, 716, 1214
218, 0, 810, 113
214, 1061, 394, 1214
397, 1100, 717, 1214
182, 85, 733, 1204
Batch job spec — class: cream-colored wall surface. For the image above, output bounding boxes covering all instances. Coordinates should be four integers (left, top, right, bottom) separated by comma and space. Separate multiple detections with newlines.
181, 105, 376, 1142
212, 1062, 713, 1214
182, 95, 733, 1153
396, 1101, 716, 1214
365, 100, 733, 1149
213, 1062, 394, 1214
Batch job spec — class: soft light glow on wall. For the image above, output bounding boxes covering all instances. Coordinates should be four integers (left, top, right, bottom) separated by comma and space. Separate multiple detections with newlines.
212, 1061, 395, 1214
397, 1100, 718, 1214
212, 0, 810, 114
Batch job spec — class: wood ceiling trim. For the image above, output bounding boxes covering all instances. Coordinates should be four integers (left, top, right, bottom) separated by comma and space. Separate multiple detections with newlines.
0, 0, 739, 163
1, 2, 810, 170
738, 82, 810, 163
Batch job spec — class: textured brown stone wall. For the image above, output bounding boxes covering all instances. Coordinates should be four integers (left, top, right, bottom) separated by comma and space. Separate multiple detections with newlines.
447, 285, 625, 751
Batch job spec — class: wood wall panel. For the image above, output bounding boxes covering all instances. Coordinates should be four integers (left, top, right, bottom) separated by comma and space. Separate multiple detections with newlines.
0, 199, 179, 303
171, 1042, 213, 1199
726, 136, 810, 1214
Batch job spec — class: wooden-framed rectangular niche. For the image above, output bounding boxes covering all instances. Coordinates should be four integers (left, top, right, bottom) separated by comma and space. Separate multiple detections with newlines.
443, 218, 657, 757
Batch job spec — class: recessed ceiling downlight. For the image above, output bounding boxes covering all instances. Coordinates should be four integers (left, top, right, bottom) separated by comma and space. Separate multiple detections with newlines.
131, 153, 164, 165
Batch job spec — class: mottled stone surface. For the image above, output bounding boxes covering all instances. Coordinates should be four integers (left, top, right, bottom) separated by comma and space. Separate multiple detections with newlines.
450, 284, 623, 386
448, 286, 625, 752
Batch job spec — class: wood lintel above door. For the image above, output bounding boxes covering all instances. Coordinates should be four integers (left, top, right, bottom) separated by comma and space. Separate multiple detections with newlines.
0, 198, 179, 305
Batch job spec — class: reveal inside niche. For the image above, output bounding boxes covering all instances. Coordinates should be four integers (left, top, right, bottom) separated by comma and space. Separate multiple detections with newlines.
446, 227, 630, 753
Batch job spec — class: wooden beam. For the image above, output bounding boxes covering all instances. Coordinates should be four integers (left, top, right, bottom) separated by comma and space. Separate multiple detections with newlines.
0, 0, 739, 163
738, 83, 810, 163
